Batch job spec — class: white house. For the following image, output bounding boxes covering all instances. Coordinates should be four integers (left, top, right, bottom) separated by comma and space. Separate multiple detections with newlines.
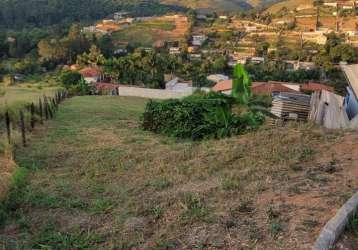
341, 64, 358, 119
192, 35, 207, 46
165, 77, 194, 93
169, 47, 181, 55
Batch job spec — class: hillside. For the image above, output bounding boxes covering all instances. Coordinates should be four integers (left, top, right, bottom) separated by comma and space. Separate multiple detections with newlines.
0, 0, 185, 29
0, 96, 357, 249
264, 0, 314, 13
161, 0, 280, 11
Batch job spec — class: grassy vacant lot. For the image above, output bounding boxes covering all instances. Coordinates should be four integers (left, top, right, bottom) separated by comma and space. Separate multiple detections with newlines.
0, 86, 59, 114
0, 96, 358, 249
112, 17, 187, 47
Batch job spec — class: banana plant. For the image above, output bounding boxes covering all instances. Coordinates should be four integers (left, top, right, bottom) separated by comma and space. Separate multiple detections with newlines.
231, 64, 252, 105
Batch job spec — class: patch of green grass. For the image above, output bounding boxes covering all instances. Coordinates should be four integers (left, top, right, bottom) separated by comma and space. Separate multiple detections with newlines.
33, 222, 103, 250
0, 167, 29, 226
90, 197, 115, 214
150, 177, 172, 190
348, 210, 358, 233
151, 206, 165, 219
179, 192, 209, 222
270, 222, 283, 236
221, 177, 241, 190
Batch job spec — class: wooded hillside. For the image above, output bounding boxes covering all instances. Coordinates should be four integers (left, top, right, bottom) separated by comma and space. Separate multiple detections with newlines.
0, 0, 186, 29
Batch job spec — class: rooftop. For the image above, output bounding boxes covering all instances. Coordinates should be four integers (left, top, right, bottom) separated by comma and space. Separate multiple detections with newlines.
341, 64, 358, 98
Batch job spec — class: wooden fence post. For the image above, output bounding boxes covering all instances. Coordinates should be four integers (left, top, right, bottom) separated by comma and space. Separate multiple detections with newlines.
44, 96, 49, 120
30, 103, 35, 130
5, 111, 11, 144
19, 110, 26, 147
48, 99, 53, 119
52, 98, 58, 111
39, 98, 43, 124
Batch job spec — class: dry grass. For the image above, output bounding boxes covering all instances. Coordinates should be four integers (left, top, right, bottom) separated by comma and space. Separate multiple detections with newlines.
0, 96, 357, 249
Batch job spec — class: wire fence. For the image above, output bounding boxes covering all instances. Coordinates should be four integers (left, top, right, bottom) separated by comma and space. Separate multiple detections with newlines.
0, 90, 68, 150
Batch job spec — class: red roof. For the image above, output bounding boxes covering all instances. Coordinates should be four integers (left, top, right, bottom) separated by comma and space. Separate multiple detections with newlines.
212, 80, 299, 95
252, 82, 299, 95
79, 67, 101, 78
96, 82, 119, 90
300, 83, 334, 93
212, 80, 233, 92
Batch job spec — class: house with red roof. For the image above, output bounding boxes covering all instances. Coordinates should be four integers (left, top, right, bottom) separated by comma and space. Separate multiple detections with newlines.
212, 80, 300, 96
79, 67, 102, 84
95, 82, 119, 95
300, 82, 334, 94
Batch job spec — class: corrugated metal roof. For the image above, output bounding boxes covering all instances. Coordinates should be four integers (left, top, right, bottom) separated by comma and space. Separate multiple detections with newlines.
341, 64, 358, 98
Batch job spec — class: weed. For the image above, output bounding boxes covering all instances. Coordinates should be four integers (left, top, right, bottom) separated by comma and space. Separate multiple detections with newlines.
324, 158, 338, 174
151, 178, 172, 190
153, 236, 177, 250
347, 210, 358, 233
298, 146, 314, 162
151, 206, 164, 220
0, 167, 29, 226
222, 177, 241, 190
266, 203, 280, 220
270, 222, 283, 236
238, 199, 254, 213
179, 193, 208, 222
290, 163, 303, 171
302, 219, 318, 229
90, 197, 114, 214
33, 222, 102, 250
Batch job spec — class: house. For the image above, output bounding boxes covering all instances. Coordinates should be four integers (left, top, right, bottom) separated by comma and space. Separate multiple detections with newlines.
192, 35, 207, 46
189, 54, 202, 61
169, 47, 181, 55
207, 74, 229, 83
245, 26, 257, 32
114, 11, 129, 21
284, 61, 317, 71
212, 80, 300, 96
95, 82, 119, 95
341, 64, 358, 119
114, 48, 128, 56
249, 57, 265, 64
324, 2, 338, 8
79, 67, 102, 83
300, 82, 334, 94
165, 77, 194, 92
296, 4, 314, 11
302, 32, 328, 45
82, 26, 96, 33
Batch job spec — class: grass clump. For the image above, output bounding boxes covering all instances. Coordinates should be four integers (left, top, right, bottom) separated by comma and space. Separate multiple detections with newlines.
0, 167, 29, 226
179, 192, 209, 222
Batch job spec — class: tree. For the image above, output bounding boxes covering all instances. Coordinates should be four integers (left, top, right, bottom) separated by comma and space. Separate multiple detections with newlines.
38, 39, 68, 64
77, 45, 105, 66
330, 44, 357, 63
59, 70, 82, 87
97, 35, 114, 57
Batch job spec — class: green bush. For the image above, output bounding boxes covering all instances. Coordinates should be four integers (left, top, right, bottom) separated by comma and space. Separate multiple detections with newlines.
142, 92, 265, 140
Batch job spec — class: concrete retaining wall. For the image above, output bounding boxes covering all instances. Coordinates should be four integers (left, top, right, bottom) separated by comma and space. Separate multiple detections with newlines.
118, 86, 193, 99
313, 191, 358, 250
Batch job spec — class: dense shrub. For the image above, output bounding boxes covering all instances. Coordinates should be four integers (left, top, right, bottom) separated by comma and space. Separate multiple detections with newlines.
142, 92, 265, 140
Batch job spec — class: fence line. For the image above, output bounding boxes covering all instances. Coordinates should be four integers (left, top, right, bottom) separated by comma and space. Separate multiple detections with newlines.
1, 89, 68, 148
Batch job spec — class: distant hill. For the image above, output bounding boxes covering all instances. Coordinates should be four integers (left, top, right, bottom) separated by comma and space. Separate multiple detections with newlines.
264, 0, 314, 13
161, 0, 281, 12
